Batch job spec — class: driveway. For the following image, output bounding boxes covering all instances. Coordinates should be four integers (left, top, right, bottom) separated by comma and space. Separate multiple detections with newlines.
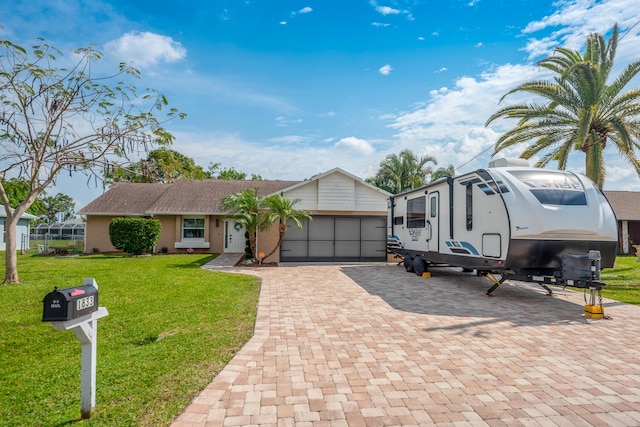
172, 260, 640, 426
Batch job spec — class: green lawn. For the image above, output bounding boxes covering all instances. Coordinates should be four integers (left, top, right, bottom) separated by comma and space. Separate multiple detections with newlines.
0, 252, 260, 426
601, 255, 640, 305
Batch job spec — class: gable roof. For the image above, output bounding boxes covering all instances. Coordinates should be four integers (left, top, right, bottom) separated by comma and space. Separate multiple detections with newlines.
275, 167, 391, 197
77, 179, 300, 216
604, 191, 640, 221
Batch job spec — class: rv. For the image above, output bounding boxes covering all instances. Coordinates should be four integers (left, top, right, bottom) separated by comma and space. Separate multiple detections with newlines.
387, 159, 618, 295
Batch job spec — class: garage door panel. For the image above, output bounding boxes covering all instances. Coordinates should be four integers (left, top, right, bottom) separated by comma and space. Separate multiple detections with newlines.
361, 217, 386, 240
335, 241, 360, 257
335, 218, 360, 240
309, 241, 334, 258
284, 220, 309, 240
361, 241, 386, 258
281, 240, 308, 258
309, 218, 334, 240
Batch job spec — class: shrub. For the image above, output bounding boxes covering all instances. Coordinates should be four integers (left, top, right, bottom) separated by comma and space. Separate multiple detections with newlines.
109, 218, 161, 255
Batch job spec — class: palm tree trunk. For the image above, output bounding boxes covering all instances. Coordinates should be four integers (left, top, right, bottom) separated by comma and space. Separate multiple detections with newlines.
263, 223, 287, 260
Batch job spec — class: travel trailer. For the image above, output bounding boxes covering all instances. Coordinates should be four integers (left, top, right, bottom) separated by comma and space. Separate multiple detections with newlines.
387, 159, 618, 295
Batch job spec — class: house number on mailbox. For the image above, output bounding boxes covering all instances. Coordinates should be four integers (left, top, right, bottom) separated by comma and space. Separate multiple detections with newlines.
76, 295, 95, 311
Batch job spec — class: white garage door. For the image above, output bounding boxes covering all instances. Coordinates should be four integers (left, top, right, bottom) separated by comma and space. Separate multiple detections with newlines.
281, 216, 387, 262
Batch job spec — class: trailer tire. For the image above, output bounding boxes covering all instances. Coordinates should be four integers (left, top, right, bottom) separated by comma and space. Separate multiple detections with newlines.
404, 254, 414, 272
412, 256, 426, 276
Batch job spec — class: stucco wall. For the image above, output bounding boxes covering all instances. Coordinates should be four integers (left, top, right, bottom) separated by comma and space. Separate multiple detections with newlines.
83, 214, 282, 261
84, 216, 119, 253
256, 224, 281, 263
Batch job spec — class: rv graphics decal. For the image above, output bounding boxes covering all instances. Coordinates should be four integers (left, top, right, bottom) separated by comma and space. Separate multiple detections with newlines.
408, 228, 422, 241
445, 240, 479, 255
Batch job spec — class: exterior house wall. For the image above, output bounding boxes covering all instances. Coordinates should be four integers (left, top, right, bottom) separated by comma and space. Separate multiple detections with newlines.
283, 174, 388, 214
0, 219, 32, 251
256, 225, 281, 263
84, 216, 119, 253
318, 174, 355, 210
155, 216, 178, 253
83, 213, 267, 257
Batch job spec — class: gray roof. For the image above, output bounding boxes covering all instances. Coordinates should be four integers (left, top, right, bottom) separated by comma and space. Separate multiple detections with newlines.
604, 191, 640, 221
78, 179, 300, 216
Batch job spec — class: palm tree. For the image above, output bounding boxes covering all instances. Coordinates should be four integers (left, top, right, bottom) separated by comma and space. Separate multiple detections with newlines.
430, 165, 456, 182
370, 149, 437, 193
260, 195, 312, 259
486, 24, 640, 188
220, 188, 265, 259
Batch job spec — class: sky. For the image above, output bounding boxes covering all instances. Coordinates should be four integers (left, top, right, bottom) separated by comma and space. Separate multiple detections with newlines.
2, 0, 640, 210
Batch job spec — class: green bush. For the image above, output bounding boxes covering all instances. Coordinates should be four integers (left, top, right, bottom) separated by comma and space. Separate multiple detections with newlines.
109, 218, 161, 255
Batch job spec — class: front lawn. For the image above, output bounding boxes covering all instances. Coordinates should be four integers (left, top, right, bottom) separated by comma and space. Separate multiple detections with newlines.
0, 252, 260, 426
601, 255, 640, 305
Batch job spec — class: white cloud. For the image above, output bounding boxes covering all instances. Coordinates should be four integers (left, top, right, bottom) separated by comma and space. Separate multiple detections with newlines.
280, 21, 287, 25
104, 31, 186, 68
386, 64, 544, 172
299, 6, 313, 14
379, 64, 393, 76
521, 0, 640, 60
434, 67, 447, 73
375, 5, 401, 15
475, 42, 483, 48
334, 137, 376, 155
372, 22, 391, 27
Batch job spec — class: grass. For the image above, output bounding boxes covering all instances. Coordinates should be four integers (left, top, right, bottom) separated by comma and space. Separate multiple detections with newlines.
601, 255, 640, 305
0, 251, 260, 426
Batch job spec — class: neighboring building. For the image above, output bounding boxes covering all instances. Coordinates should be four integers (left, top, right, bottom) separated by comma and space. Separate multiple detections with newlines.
0, 207, 38, 251
32, 219, 85, 240
77, 168, 391, 263
604, 191, 640, 254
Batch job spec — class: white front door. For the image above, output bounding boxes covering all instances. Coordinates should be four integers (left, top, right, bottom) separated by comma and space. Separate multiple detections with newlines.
224, 220, 246, 253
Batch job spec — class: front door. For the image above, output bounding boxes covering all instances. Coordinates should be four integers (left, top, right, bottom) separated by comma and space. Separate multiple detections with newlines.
427, 192, 439, 252
224, 220, 246, 253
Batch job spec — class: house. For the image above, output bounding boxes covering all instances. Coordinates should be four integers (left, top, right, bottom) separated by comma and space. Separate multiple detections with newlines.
604, 191, 640, 254
0, 207, 38, 251
77, 168, 391, 263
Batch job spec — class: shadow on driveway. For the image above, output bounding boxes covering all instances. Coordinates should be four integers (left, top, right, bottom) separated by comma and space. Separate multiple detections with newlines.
340, 263, 591, 331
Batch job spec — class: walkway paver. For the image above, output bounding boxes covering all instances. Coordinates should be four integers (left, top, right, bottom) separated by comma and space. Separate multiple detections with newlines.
173, 260, 640, 426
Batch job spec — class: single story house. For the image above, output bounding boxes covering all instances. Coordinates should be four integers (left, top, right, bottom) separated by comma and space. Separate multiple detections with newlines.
0, 207, 38, 251
604, 190, 640, 254
77, 168, 391, 263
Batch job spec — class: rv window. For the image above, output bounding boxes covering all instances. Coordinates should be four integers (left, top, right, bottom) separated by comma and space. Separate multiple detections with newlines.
466, 184, 473, 230
407, 197, 426, 228
393, 216, 404, 225
508, 170, 587, 206
430, 197, 437, 218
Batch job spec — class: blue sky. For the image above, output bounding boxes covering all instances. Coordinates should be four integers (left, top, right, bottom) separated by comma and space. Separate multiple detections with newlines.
2, 0, 640, 209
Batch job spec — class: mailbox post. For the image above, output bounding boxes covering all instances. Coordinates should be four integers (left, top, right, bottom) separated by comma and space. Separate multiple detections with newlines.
42, 278, 108, 419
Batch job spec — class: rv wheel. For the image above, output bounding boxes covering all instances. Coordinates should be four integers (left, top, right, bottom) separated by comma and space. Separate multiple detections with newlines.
412, 256, 427, 276
403, 255, 414, 272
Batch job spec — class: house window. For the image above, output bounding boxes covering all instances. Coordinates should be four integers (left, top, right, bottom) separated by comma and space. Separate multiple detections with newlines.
182, 217, 205, 240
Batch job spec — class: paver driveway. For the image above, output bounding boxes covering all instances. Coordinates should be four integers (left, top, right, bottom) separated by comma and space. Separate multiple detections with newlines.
172, 259, 640, 426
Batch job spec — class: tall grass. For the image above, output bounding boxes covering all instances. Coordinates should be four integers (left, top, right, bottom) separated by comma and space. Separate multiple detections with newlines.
0, 252, 260, 426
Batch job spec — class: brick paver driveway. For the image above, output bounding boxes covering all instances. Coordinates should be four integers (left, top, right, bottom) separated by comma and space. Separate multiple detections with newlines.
173, 261, 640, 426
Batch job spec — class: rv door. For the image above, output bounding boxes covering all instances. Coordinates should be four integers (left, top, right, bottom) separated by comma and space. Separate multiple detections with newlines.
427, 192, 439, 252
